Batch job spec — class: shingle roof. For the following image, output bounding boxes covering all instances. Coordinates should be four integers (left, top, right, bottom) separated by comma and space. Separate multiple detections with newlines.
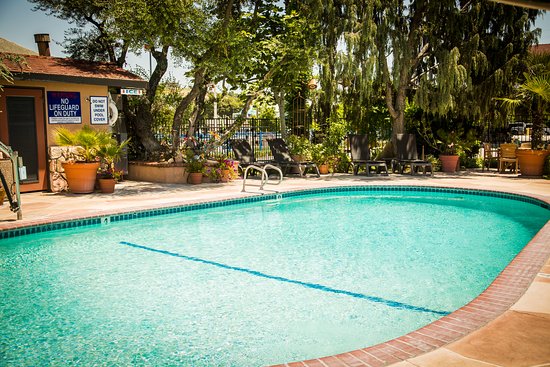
0, 38, 38, 55
1, 52, 147, 89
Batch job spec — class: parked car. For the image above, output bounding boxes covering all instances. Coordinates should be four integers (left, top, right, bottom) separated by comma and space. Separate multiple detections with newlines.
508, 122, 525, 135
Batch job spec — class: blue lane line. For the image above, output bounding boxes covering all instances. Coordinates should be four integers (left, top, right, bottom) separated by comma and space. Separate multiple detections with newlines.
119, 241, 450, 316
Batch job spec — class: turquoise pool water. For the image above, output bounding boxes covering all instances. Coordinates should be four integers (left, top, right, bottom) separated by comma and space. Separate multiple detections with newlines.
1, 188, 549, 366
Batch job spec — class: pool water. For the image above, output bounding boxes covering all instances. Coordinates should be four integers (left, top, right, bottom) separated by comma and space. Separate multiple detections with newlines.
1, 189, 549, 366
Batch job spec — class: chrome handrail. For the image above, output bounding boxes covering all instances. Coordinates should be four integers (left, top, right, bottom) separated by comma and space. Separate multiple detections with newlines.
0, 141, 22, 220
242, 164, 283, 192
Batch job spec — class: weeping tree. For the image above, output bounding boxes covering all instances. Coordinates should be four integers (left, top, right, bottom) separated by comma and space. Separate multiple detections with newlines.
374, 0, 540, 147
313, 0, 351, 126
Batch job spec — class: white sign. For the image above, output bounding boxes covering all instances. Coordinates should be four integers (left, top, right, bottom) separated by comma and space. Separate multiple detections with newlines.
90, 96, 108, 125
121, 88, 144, 96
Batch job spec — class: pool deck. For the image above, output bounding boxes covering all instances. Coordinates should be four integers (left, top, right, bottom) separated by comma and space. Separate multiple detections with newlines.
1, 170, 549, 367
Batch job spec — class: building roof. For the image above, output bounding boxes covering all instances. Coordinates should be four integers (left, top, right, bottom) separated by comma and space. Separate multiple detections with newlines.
1, 52, 147, 89
0, 38, 38, 55
530, 44, 550, 54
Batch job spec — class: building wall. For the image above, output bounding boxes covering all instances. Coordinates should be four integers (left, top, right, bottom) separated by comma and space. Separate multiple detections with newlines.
1, 80, 113, 192
7, 80, 111, 147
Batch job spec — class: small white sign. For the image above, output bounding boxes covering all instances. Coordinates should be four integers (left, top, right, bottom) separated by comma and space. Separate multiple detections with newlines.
121, 88, 144, 96
90, 96, 108, 125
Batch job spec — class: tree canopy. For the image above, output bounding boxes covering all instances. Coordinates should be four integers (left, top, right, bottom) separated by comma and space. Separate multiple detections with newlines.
31, 0, 543, 158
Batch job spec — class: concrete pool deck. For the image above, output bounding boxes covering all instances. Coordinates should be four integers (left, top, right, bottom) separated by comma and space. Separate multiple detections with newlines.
1, 170, 549, 367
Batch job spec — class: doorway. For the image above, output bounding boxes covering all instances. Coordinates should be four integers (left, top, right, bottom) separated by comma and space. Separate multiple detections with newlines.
0, 87, 48, 192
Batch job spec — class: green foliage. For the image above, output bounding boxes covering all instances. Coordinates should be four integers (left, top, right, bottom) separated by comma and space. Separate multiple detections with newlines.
0, 54, 27, 91
97, 137, 130, 178
286, 135, 313, 160
55, 126, 114, 163
183, 148, 205, 174
497, 52, 550, 149
151, 79, 187, 142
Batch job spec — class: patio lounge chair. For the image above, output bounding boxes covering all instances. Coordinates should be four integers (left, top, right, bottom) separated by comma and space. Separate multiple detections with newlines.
395, 133, 433, 175
348, 134, 388, 175
267, 138, 320, 177
230, 139, 278, 177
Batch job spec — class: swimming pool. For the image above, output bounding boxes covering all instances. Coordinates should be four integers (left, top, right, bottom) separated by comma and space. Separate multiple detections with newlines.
1, 186, 549, 366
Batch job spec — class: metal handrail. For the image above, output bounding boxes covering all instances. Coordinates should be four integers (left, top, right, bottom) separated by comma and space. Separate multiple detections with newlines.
242, 164, 283, 192
0, 142, 22, 220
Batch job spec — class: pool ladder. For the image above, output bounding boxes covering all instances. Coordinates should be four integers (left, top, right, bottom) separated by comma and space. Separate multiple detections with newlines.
242, 164, 283, 192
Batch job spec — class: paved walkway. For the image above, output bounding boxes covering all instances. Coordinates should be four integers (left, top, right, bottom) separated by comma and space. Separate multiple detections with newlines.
1, 170, 549, 366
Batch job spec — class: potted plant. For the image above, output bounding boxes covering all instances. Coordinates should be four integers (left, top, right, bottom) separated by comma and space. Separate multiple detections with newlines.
311, 143, 329, 174
435, 128, 476, 173
498, 53, 550, 176
287, 135, 313, 162
97, 136, 130, 193
185, 149, 205, 184
55, 125, 112, 193
437, 129, 461, 172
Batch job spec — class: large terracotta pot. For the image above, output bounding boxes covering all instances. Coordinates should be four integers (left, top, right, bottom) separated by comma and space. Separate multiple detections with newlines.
62, 162, 100, 194
98, 178, 116, 193
439, 155, 460, 173
319, 164, 329, 174
188, 172, 203, 184
516, 149, 550, 177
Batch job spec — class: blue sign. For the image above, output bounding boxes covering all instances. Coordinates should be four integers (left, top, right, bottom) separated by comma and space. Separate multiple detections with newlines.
47, 91, 82, 124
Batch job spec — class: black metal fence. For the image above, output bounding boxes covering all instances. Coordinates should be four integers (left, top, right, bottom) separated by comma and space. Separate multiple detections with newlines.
483, 116, 550, 146
153, 117, 396, 160
155, 118, 283, 159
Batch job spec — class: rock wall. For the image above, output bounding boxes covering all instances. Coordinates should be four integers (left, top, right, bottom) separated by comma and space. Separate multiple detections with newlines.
48, 146, 80, 192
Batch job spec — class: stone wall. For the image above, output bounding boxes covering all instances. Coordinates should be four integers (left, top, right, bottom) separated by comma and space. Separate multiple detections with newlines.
48, 146, 80, 192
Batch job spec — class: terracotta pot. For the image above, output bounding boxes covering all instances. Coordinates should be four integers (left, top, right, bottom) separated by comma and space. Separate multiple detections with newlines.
98, 178, 116, 193
62, 162, 101, 193
516, 149, 550, 177
319, 164, 329, 174
439, 155, 460, 173
188, 172, 203, 184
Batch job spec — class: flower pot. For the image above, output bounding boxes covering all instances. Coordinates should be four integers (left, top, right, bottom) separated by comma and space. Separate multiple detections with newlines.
188, 172, 203, 184
439, 155, 460, 173
516, 149, 550, 177
62, 162, 101, 194
98, 178, 116, 193
319, 164, 329, 174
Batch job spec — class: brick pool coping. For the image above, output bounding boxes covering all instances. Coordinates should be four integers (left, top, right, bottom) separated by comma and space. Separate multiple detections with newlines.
1, 183, 549, 367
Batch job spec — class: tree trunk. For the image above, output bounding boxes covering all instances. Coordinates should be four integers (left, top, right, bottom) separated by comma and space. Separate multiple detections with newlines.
275, 89, 287, 138
172, 68, 205, 150
122, 45, 169, 159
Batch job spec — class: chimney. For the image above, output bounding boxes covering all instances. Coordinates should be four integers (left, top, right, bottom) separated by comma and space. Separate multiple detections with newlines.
34, 34, 51, 56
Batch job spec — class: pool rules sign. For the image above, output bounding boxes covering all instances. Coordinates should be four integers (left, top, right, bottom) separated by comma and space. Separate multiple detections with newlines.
47, 91, 82, 124
89, 96, 108, 125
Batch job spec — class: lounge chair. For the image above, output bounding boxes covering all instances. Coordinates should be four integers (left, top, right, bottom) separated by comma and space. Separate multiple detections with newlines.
267, 138, 320, 177
230, 139, 274, 173
348, 134, 388, 175
395, 133, 433, 175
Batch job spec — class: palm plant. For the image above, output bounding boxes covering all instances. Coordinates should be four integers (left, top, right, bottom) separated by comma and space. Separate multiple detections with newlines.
97, 137, 130, 178
55, 125, 113, 162
498, 52, 550, 149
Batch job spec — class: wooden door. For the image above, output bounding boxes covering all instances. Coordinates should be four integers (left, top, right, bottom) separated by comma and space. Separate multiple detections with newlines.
0, 88, 48, 192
